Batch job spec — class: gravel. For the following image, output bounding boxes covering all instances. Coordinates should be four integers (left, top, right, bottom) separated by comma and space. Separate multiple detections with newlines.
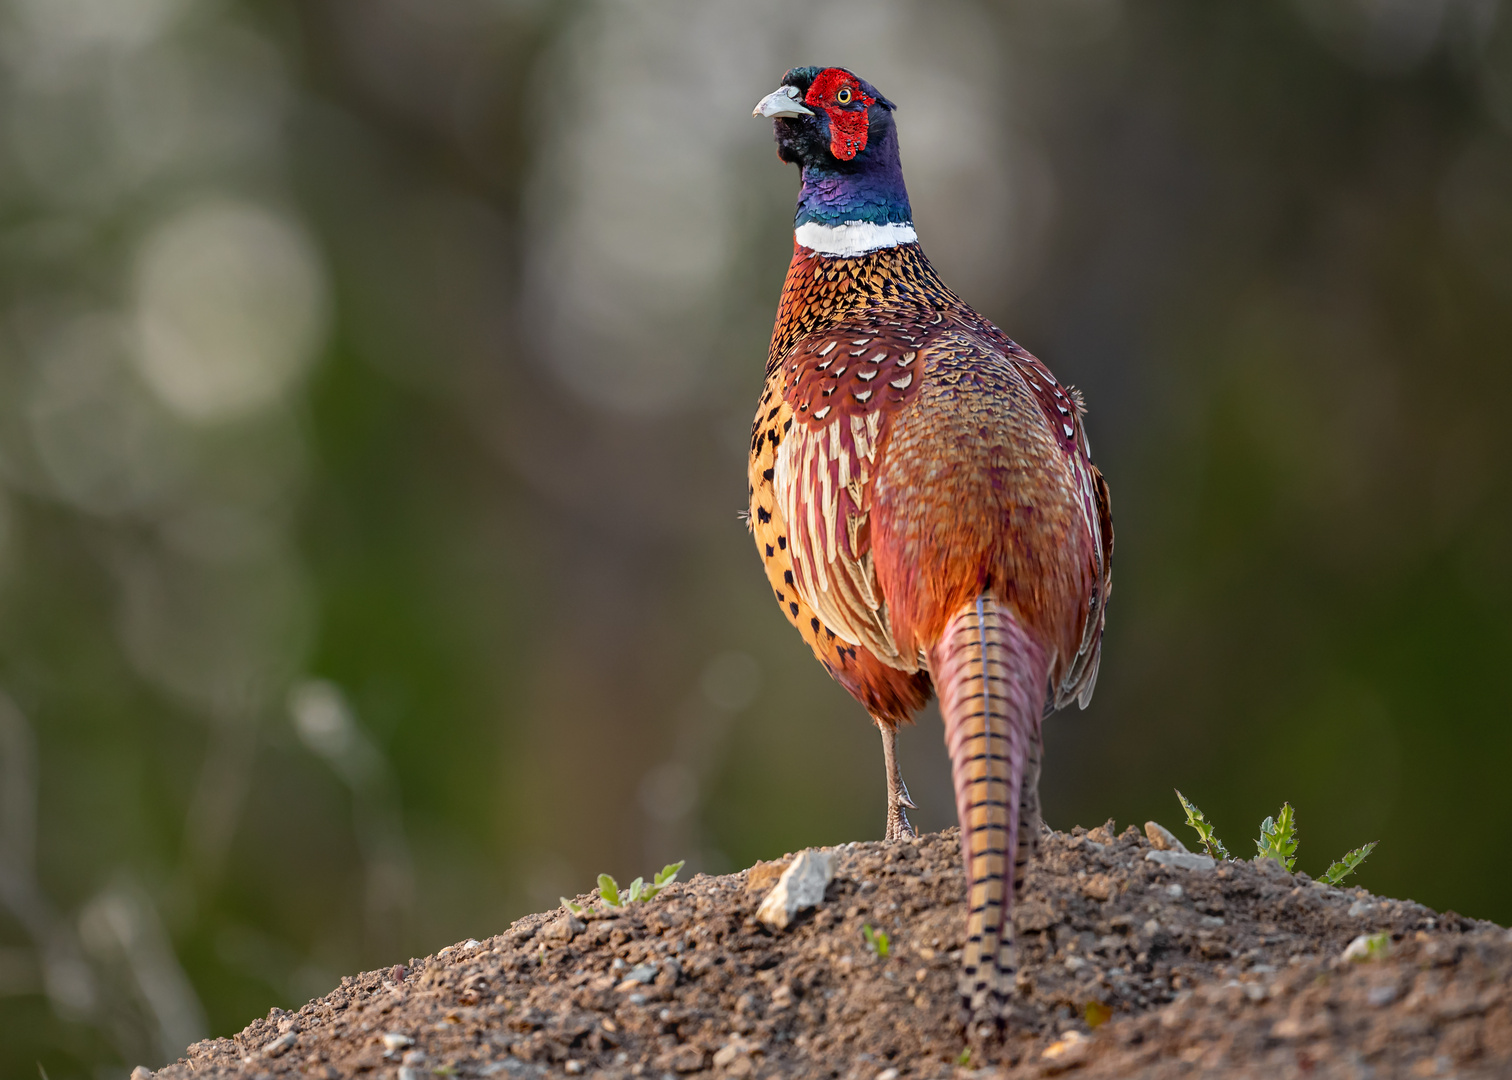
146, 823, 1512, 1079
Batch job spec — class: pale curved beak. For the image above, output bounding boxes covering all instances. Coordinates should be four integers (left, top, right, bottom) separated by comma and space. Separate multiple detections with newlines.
753, 85, 813, 119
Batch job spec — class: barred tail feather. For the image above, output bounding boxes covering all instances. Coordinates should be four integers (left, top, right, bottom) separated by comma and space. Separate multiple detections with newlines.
931, 595, 1048, 1017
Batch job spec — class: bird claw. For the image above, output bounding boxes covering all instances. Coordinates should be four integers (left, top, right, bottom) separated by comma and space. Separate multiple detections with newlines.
885, 801, 917, 842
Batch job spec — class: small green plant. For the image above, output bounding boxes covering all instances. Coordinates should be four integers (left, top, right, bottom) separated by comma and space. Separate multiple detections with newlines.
1344, 931, 1390, 962
861, 924, 890, 958
1321, 842, 1377, 887
1173, 792, 1375, 885
1084, 1000, 1112, 1029
594, 860, 686, 909
1255, 802, 1298, 871
956, 1047, 972, 1067
1175, 789, 1230, 860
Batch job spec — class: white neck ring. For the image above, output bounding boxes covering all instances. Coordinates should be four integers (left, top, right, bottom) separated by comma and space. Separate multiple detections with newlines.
794, 220, 917, 257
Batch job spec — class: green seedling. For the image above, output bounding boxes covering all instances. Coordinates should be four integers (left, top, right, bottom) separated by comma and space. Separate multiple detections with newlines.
1175, 790, 1231, 860
1255, 802, 1298, 871
956, 1047, 972, 1067
596, 860, 686, 909
862, 924, 890, 958
1321, 842, 1378, 887
1173, 792, 1374, 885
1344, 931, 1390, 962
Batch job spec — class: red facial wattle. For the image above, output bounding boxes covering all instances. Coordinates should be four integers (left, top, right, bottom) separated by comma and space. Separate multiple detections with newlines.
804, 68, 875, 161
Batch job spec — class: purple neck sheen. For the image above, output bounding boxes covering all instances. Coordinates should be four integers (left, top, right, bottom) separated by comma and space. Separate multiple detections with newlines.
794, 122, 913, 229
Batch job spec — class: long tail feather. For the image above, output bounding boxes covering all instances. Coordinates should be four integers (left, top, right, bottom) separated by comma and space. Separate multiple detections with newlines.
931, 595, 1048, 1017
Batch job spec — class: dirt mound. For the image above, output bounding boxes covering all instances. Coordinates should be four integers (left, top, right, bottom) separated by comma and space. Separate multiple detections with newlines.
148, 824, 1512, 1080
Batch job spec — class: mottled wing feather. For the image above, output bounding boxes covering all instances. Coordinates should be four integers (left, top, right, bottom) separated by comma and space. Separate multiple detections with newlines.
771, 318, 933, 672
990, 340, 1113, 711
748, 369, 930, 723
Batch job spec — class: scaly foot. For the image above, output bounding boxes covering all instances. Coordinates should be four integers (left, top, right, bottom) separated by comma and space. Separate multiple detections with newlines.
877, 720, 918, 841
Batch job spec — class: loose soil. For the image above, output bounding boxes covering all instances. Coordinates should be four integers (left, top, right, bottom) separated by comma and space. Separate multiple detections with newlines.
152, 824, 1512, 1080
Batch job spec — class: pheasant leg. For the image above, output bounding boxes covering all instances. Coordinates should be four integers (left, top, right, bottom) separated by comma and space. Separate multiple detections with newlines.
877, 719, 917, 841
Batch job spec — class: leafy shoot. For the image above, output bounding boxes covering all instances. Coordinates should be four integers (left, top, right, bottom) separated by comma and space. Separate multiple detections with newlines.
1171, 793, 1376, 885
1255, 802, 1298, 872
1175, 790, 1231, 860
1322, 842, 1377, 886
596, 861, 686, 909
861, 924, 890, 958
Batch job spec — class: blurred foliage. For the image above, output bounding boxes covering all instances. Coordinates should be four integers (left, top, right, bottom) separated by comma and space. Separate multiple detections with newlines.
0, 0, 1509, 1075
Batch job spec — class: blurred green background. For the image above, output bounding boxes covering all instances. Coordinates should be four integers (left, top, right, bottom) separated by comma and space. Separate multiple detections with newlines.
1, 0, 1509, 1073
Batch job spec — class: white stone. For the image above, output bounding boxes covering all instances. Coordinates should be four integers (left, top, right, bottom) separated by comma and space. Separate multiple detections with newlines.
756, 849, 836, 930
1145, 849, 1216, 872
1144, 821, 1189, 853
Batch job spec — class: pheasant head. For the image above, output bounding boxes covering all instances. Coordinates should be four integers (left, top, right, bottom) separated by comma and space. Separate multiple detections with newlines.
753, 67, 914, 256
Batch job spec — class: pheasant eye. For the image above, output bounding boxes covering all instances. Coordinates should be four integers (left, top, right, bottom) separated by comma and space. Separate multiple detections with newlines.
836, 87, 852, 105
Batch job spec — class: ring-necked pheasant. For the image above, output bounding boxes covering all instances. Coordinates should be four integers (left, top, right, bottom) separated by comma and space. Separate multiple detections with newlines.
748, 67, 1113, 1025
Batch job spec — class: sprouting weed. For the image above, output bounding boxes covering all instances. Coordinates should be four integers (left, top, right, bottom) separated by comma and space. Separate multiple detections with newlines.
1172, 792, 1375, 885
1175, 790, 1231, 860
595, 861, 686, 910
1322, 842, 1378, 886
1255, 802, 1298, 872
1084, 1000, 1113, 1029
861, 924, 890, 958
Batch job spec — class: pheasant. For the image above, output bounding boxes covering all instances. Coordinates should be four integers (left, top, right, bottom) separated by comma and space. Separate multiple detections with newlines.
748, 67, 1113, 1024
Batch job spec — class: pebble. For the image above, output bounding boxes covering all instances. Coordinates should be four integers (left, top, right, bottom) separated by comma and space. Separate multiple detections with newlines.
382, 1032, 415, 1053
1145, 821, 1189, 853
261, 1032, 298, 1057
756, 849, 836, 930
1041, 1029, 1089, 1068
1145, 849, 1216, 872
545, 912, 585, 942
1342, 933, 1390, 962
130, 1069, 153, 1080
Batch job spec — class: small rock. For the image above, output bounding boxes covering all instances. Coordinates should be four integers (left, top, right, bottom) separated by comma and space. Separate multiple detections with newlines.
1348, 900, 1375, 917
1368, 985, 1398, 1007
402, 1050, 428, 1066
756, 849, 836, 930
382, 1032, 415, 1053
565, 1062, 585, 1075
877, 1070, 900, 1080
669, 1045, 708, 1072
1040, 1029, 1089, 1071
130, 1069, 154, 1080
625, 962, 658, 985
1145, 850, 1216, 872
261, 1032, 298, 1058
545, 912, 586, 942
398, 1069, 421, 1080
745, 859, 791, 895
1343, 933, 1390, 962
1144, 821, 1189, 853
1082, 874, 1112, 901
1166, 884, 1184, 899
